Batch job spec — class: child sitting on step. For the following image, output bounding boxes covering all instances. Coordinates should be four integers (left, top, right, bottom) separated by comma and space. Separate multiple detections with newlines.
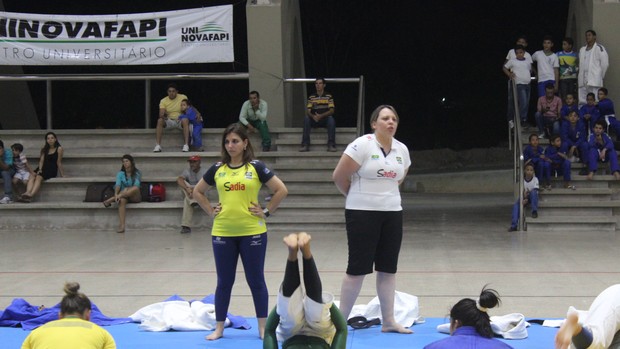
509, 162, 539, 232
179, 99, 204, 151
523, 133, 551, 190
546, 134, 575, 189
561, 110, 588, 161
579, 93, 600, 134
587, 120, 620, 180
11, 143, 35, 201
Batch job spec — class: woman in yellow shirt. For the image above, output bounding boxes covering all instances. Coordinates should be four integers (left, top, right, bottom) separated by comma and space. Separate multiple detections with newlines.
194, 123, 288, 341
21, 282, 116, 349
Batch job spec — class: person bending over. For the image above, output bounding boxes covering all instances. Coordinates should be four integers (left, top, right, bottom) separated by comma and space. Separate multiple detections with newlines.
263, 232, 347, 349
424, 286, 513, 349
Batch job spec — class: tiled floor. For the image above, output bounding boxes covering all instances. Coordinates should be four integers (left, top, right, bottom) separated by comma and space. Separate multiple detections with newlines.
1, 193, 618, 320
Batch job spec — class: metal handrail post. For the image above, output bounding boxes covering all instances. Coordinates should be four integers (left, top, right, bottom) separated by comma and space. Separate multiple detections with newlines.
510, 79, 525, 231
508, 80, 513, 152
357, 75, 364, 136
46, 80, 52, 130
145, 79, 151, 129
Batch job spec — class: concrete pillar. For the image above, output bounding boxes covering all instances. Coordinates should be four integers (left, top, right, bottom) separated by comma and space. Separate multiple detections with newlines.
246, 0, 306, 127
568, 0, 620, 101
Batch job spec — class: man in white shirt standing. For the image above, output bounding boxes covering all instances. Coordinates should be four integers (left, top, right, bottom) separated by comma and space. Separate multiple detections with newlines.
578, 29, 609, 106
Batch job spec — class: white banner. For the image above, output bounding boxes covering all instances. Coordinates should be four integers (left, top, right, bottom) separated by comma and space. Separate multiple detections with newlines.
0, 6, 234, 65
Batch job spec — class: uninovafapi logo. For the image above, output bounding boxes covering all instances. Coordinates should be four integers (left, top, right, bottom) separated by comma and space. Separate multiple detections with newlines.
181, 22, 230, 43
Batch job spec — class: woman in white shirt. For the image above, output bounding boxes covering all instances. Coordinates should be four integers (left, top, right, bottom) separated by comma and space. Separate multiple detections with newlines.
332, 105, 412, 334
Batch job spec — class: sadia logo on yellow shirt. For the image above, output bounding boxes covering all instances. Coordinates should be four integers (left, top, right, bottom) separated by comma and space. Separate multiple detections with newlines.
224, 182, 246, 191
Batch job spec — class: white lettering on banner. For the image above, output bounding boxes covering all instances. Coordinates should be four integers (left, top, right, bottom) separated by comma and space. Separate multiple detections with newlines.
0, 5, 233, 65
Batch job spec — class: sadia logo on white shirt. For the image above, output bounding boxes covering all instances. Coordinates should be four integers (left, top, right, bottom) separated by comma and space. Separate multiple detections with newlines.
376, 169, 397, 178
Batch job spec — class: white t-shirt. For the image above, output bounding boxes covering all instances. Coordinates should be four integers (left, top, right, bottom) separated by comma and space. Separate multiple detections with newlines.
532, 50, 559, 82
504, 58, 532, 85
343, 134, 411, 211
13, 153, 29, 174
506, 49, 532, 63
524, 176, 539, 194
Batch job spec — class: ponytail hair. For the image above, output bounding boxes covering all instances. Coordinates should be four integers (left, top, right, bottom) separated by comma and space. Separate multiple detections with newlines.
60, 282, 92, 317
450, 285, 501, 338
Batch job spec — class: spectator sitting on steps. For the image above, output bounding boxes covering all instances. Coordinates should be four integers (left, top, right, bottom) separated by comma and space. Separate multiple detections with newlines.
0, 139, 15, 204
177, 155, 206, 234
586, 120, 620, 180
299, 78, 337, 152
154, 83, 200, 153
21, 132, 65, 203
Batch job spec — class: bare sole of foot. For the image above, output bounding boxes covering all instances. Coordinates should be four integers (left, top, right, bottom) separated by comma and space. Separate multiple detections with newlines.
381, 324, 413, 334
554, 313, 579, 349
297, 232, 311, 248
205, 331, 223, 341
283, 233, 299, 250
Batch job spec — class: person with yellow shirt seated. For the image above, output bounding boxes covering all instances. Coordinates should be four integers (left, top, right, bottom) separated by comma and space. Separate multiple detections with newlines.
153, 83, 194, 153
21, 282, 116, 349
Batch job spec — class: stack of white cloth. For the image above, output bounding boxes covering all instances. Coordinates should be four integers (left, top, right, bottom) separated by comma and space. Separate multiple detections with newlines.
129, 300, 231, 332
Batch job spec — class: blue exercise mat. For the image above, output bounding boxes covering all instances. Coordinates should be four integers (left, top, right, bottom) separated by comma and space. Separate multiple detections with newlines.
1, 317, 559, 349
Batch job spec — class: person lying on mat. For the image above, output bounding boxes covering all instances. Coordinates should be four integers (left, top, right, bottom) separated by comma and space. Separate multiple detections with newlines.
424, 286, 513, 349
21, 282, 116, 349
263, 232, 347, 349
555, 284, 620, 349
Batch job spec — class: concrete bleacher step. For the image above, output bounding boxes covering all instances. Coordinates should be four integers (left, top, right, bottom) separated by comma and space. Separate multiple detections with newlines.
525, 215, 617, 232
517, 123, 620, 232
32, 152, 342, 178
536, 204, 613, 217
0, 202, 345, 231
0, 127, 356, 231
1, 128, 357, 154
539, 187, 613, 202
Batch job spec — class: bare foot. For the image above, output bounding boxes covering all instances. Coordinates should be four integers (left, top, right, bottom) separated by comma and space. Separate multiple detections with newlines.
297, 232, 311, 247
587, 172, 594, 180
257, 317, 266, 339
206, 329, 224, 341
297, 232, 312, 259
381, 322, 413, 334
614, 172, 620, 180
554, 313, 580, 349
283, 233, 299, 251
283, 233, 299, 261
